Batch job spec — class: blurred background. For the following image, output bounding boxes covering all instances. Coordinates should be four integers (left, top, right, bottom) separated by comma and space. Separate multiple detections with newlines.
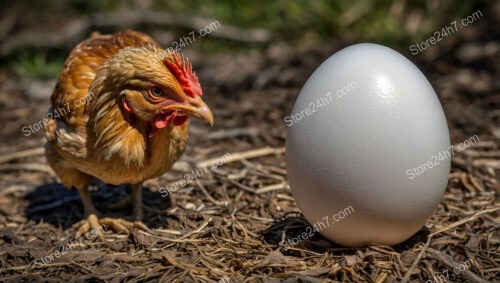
0, 0, 495, 77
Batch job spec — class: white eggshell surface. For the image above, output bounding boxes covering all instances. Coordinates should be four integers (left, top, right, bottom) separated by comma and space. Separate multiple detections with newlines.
285, 43, 450, 247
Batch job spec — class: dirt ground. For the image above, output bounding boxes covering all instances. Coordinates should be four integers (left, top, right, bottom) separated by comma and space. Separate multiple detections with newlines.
0, 12, 498, 283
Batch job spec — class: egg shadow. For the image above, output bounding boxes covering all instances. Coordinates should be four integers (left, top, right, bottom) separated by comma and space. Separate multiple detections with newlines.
261, 213, 431, 255
24, 181, 172, 230
261, 213, 349, 255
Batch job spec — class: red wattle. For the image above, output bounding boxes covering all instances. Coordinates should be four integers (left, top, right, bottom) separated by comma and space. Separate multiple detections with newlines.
154, 112, 176, 129
149, 111, 187, 138
154, 116, 169, 128
150, 111, 176, 137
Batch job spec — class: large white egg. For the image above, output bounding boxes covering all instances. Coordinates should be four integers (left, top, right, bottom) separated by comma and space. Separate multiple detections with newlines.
285, 43, 450, 247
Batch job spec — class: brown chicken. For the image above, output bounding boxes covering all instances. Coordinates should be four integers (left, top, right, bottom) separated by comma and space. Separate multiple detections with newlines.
44, 30, 213, 236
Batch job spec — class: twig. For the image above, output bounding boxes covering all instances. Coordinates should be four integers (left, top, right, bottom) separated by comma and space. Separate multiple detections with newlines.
429, 207, 500, 237
427, 248, 489, 283
0, 163, 54, 174
171, 161, 190, 172
468, 141, 497, 149
369, 246, 400, 256
226, 178, 256, 194
0, 147, 44, 164
255, 183, 289, 194
196, 147, 285, 168
177, 217, 212, 240
137, 230, 203, 243
375, 272, 388, 283
473, 159, 500, 169
462, 150, 500, 158
401, 237, 431, 282
195, 180, 226, 206
155, 229, 182, 236
460, 173, 477, 195
468, 175, 485, 192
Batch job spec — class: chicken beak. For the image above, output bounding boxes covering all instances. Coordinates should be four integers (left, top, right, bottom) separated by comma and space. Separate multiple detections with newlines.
174, 96, 214, 126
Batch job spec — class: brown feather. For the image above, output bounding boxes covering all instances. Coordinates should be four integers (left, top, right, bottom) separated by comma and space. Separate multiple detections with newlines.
44, 30, 190, 189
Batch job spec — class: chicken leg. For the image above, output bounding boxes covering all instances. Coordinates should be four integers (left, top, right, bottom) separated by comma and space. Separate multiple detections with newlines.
109, 184, 160, 214
74, 184, 149, 238
108, 184, 143, 218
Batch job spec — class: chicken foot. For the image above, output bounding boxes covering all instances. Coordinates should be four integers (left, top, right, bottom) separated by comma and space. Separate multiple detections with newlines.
73, 185, 150, 239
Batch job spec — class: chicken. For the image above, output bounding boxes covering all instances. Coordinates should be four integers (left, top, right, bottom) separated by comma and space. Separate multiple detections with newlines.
44, 30, 213, 236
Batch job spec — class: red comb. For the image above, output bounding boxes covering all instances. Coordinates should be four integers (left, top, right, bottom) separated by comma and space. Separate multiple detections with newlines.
164, 52, 202, 98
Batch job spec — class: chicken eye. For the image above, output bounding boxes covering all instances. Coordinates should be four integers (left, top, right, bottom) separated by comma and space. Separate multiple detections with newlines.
151, 87, 164, 97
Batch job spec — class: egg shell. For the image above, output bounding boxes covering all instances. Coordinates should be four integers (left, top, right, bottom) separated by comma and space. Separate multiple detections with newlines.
285, 43, 450, 247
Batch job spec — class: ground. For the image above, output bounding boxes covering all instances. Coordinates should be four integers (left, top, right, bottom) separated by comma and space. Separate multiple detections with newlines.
0, 14, 498, 283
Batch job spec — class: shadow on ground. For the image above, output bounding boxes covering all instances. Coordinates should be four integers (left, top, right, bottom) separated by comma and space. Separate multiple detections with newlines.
262, 213, 431, 254
24, 182, 172, 230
